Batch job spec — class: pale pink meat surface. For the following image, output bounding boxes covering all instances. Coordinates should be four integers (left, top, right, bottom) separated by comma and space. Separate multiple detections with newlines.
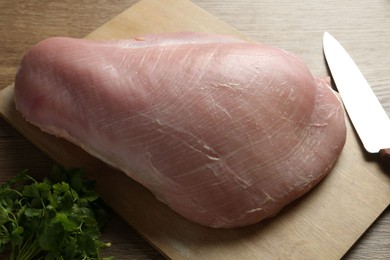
14, 32, 346, 228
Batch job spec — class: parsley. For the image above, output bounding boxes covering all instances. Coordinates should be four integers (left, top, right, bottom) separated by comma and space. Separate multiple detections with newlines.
0, 165, 113, 260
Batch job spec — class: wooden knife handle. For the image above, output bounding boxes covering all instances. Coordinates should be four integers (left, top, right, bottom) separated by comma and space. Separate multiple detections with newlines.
379, 148, 390, 165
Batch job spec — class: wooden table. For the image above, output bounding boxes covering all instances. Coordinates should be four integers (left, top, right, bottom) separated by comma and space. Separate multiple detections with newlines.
0, 0, 389, 258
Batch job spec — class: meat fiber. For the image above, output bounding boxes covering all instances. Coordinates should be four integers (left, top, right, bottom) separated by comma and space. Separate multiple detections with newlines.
14, 32, 346, 228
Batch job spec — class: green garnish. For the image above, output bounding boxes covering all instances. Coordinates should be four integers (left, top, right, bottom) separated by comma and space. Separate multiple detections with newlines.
0, 165, 113, 260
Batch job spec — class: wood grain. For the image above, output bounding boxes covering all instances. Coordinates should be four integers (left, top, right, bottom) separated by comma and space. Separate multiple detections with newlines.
1, 0, 389, 259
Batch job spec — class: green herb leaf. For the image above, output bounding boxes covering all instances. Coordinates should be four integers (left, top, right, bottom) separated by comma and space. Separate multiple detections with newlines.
9, 226, 23, 246
0, 166, 112, 259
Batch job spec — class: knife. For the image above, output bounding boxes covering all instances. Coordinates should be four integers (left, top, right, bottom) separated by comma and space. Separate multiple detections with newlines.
323, 32, 390, 162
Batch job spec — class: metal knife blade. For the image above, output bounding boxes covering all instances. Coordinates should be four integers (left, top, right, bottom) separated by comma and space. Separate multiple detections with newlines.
323, 32, 390, 158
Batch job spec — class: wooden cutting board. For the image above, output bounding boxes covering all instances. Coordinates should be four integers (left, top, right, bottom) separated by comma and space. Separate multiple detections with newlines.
1, 0, 390, 258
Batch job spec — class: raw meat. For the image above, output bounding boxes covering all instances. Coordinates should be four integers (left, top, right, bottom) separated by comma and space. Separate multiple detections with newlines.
14, 32, 346, 228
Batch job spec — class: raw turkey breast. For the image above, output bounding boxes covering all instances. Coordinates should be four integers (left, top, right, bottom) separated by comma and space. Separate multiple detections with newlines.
14, 32, 346, 228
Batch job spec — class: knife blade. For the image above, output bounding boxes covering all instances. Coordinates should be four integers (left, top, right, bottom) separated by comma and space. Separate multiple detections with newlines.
323, 32, 390, 161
